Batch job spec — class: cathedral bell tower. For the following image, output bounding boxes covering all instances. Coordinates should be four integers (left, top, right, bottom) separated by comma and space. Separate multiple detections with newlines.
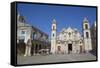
83, 18, 92, 53
51, 19, 57, 54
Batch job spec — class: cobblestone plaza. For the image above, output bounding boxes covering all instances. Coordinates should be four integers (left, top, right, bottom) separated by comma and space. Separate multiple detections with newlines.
17, 53, 96, 65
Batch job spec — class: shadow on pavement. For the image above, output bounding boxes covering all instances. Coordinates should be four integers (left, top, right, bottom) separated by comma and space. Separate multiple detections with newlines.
89, 49, 97, 56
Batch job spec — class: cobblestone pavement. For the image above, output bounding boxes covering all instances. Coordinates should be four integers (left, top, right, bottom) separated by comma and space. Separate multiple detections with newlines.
17, 53, 96, 65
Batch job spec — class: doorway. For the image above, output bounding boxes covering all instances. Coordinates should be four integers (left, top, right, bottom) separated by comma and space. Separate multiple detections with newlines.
58, 46, 61, 51
68, 44, 72, 54
80, 46, 82, 53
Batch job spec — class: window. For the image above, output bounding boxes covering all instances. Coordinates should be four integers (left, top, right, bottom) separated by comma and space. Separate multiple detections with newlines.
53, 26, 55, 30
34, 34, 37, 39
86, 32, 89, 38
19, 16, 25, 23
85, 24, 88, 29
21, 31, 25, 34
19, 39, 24, 43
32, 32, 36, 40
68, 32, 71, 37
53, 33, 54, 37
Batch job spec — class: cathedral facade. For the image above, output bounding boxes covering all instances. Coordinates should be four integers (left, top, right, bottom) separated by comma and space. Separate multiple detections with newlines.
51, 18, 93, 54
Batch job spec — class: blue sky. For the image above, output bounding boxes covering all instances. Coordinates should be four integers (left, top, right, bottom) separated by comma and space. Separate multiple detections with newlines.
17, 3, 96, 39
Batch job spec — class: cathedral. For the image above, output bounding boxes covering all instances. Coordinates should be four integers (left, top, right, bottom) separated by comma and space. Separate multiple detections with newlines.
51, 18, 93, 54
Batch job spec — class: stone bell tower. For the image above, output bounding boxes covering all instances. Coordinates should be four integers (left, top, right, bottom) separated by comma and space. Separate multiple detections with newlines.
51, 19, 57, 54
83, 17, 92, 53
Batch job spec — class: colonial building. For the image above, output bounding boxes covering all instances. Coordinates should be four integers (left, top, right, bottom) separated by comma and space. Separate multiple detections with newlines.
51, 18, 93, 54
17, 13, 50, 56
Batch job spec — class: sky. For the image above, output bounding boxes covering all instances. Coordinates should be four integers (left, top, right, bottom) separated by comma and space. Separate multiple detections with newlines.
17, 3, 97, 39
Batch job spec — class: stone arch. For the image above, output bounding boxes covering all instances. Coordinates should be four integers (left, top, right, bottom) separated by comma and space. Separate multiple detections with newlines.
39, 44, 42, 50
17, 41, 26, 55
35, 44, 38, 53
85, 24, 88, 29
68, 44, 72, 54
58, 46, 61, 51
80, 45, 82, 53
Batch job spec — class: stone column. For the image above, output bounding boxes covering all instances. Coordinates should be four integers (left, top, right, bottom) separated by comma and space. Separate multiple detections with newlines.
77, 44, 80, 54
64, 42, 68, 54
66, 44, 68, 54
24, 45, 28, 56
33, 43, 36, 55
37, 44, 39, 55
28, 45, 31, 56
72, 42, 76, 54
24, 39, 32, 56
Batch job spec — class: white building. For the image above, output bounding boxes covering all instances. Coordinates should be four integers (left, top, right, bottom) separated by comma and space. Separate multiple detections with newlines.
51, 18, 92, 54
17, 13, 50, 56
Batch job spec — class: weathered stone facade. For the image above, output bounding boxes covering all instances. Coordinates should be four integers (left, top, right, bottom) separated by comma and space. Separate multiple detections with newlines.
17, 13, 50, 56
51, 18, 93, 54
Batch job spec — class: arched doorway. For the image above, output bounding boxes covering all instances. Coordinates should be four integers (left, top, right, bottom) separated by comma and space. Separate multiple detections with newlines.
68, 44, 72, 54
80, 46, 82, 53
35, 44, 38, 53
58, 46, 61, 51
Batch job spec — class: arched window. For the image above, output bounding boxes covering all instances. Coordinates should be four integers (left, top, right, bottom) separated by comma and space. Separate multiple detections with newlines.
86, 32, 89, 38
53, 26, 55, 30
85, 24, 88, 29
53, 33, 54, 37
68, 32, 71, 37
21, 31, 25, 34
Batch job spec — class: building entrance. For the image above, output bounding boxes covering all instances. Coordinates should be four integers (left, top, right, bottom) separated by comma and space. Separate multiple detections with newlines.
68, 44, 72, 54
58, 46, 61, 51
